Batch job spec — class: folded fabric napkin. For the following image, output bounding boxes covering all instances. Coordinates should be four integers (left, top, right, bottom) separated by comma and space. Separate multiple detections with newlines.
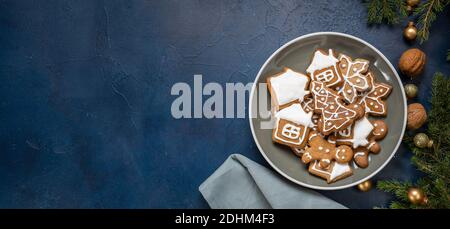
199, 154, 347, 209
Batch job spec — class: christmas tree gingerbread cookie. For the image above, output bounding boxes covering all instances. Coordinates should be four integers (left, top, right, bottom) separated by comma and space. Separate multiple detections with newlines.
310, 81, 364, 135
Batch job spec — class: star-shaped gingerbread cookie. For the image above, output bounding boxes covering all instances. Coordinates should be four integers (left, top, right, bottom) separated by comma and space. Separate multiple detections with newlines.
358, 72, 392, 116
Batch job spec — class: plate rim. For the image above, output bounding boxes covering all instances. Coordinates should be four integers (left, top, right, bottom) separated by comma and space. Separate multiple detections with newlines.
248, 31, 407, 190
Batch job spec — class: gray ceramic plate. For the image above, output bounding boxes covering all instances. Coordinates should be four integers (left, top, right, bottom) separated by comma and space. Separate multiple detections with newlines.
249, 32, 407, 190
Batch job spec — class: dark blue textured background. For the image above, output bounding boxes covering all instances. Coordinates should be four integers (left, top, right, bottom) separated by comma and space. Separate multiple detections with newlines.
0, 0, 448, 208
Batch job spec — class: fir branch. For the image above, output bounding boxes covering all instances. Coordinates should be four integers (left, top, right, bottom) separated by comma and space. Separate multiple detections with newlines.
413, 0, 450, 43
378, 73, 450, 209
377, 180, 412, 202
366, 0, 407, 24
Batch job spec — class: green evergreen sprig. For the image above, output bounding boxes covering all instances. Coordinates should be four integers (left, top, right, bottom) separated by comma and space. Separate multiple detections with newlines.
366, 0, 407, 24
413, 0, 450, 43
377, 73, 450, 209
365, 0, 449, 43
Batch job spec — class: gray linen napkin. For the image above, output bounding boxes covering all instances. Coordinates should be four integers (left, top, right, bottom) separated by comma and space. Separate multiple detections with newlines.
199, 154, 347, 209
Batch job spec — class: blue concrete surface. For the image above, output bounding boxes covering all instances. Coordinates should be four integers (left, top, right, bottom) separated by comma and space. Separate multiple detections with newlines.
0, 0, 448, 208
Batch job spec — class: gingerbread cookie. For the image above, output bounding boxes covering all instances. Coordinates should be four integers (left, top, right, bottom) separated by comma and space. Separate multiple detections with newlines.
335, 116, 374, 148
308, 160, 353, 184
358, 72, 392, 116
353, 119, 388, 168
306, 49, 342, 87
301, 96, 320, 131
336, 54, 370, 103
301, 131, 353, 169
310, 81, 363, 135
272, 103, 313, 148
267, 68, 310, 110
369, 119, 388, 140
290, 147, 304, 157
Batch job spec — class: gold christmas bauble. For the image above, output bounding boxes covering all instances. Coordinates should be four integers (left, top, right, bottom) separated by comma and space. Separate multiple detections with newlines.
403, 22, 417, 41
408, 187, 427, 205
414, 133, 429, 148
407, 0, 420, 7
427, 139, 434, 148
357, 180, 373, 192
404, 84, 418, 99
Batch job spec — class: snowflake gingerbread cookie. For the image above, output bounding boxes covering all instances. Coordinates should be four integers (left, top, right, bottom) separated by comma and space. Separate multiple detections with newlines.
336, 54, 370, 103
267, 68, 310, 110
358, 72, 392, 116
306, 49, 343, 87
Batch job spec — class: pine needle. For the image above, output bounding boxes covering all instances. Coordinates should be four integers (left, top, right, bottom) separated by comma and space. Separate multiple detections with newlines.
366, 0, 407, 24
413, 0, 450, 43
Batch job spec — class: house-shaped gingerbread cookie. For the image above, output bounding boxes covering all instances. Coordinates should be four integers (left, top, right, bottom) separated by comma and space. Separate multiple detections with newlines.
272, 103, 313, 148
306, 49, 343, 87
267, 68, 310, 110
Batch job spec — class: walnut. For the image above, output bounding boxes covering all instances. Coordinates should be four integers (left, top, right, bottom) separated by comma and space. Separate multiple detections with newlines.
398, 48, 426, 78
407, 103, 427, 130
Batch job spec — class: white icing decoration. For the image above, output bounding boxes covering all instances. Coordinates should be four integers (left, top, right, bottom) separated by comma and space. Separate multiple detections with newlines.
304, 152, 312, 160
318, 146, 323, 150
306, 49, 341, 87
367, 142, 376, 150
359, 73, 391, 115
273, 103, 314, 146
311, 81, 357, 133
281, 124, 301, 139
270, 69, 310, 106
336, 55, 370, 103
329, 162, 352, 181
306, 49, 339, 75
275, 103, 313, 127
310, 161, 351, 182
354, 152, 365, 158
350, 117, 374, 148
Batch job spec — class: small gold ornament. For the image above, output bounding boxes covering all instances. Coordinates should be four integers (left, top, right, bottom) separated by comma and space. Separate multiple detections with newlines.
407, 0, 420, 7
427, 139, 434, 148
357, 180, 373, 192
408, 187, 427, 205
404, 84, 418, 99
403, 22, 417, 41
414, 133, 429, 148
